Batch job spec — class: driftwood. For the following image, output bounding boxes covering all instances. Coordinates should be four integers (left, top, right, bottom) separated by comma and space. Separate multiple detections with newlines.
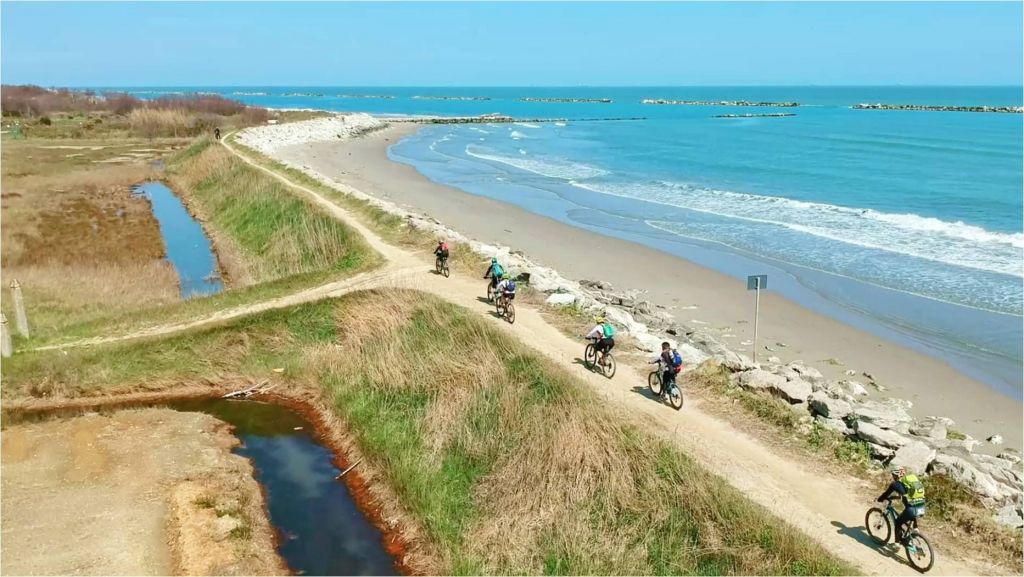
222, 380, 270, 399
335, 458, 363, 480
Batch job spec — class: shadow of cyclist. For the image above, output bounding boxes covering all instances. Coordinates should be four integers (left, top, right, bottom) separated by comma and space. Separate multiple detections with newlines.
830, 520, 910, 566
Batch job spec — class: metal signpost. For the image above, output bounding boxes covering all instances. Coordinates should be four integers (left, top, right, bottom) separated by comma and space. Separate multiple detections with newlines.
746, 275, 768, 362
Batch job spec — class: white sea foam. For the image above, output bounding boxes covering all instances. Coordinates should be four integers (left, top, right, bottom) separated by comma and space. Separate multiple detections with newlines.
519, 149, 528, 155
554, 121, 568, 127
514, 122, 542, 129
510, 130, 529, 140
468, 127, 490, 134
465, 146, 610, 180
569, 179, 1024, 278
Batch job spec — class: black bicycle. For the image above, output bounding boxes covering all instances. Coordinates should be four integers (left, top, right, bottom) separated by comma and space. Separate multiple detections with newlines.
583, 336, 616, 378
496, 293, 516, 324
648, 359, 684, 410
865, 499, 935, 573
435, 255, 450, 278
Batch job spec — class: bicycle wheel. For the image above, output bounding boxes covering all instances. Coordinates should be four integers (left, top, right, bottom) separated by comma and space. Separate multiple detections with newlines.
442, 263, 450, 278
435, 259, 442, 274
904, 531, 935, 573
585, 344, 597, 369
601, 353, 616, 378
648, 371, 663, 396
667, 382, 684, 410
505, 301, 516, 324
487, 284, 495, 303
865, 508, 892, 545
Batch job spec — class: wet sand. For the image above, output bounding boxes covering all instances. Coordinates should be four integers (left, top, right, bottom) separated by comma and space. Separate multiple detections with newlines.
274, 123, 1022, 450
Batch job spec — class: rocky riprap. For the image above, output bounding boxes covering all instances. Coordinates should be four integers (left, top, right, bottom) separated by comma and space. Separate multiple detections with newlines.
853, 103, 1024, 113
519, 97, 613, 104
642, 99, 800, 107
239, 115, 1023, 531
411, 95, 491, 101
713, 113, 796, 118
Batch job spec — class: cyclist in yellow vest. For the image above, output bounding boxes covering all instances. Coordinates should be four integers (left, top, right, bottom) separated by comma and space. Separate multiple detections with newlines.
877, 464, 926, 543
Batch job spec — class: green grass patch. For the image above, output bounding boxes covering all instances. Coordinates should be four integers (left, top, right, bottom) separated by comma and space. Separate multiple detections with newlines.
4, 290, 856, 575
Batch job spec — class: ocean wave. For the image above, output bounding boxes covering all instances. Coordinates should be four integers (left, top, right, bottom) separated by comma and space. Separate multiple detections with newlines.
571, 179, 1023, 278
510, 130, 530, 140
519, 149, 528, 155
514, 122, 542, 129
465, 146, 610, 180
554, 121, 568, 127
468, 127, 491, 134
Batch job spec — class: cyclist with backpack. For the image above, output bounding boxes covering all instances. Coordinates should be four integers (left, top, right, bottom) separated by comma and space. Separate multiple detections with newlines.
584, 317, 616, 363
483, 257, 504, 296
434, 239, 450, 269
653, 341, 684, 397
495, 273, 517, 302
877, 464, 927, 544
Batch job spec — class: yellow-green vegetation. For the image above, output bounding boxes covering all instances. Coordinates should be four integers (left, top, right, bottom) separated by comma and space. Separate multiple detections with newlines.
227, 136, 482, 277
15, 138, 382, 347
4, 290, 856, 575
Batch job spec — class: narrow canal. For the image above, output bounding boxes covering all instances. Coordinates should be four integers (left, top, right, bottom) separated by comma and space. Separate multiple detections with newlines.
133, 181, 223, 298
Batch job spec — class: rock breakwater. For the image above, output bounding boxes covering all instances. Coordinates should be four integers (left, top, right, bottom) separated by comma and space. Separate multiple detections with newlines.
642, 99, 800, 107
519, 97, 613, 103
853, 103, 1023, 113
713, 113, 796, 118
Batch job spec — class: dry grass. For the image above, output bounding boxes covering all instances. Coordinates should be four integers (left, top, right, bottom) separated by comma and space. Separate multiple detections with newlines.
129, 108, 192, 139
3, 290, 855, 575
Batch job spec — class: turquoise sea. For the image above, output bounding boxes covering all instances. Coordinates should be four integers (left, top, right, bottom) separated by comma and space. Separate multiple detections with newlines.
109, 86, 1024, 396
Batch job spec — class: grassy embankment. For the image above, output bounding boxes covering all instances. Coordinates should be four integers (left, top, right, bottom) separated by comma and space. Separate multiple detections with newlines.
3, 289, 856, 575
5, 136, 381, 347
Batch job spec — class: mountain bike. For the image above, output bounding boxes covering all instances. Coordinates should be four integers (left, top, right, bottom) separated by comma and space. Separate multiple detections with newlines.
435, 255, 450, 278
496, 293, 516, 324
866, 499, 935, 573
485, 278, 497, 303
583, 336, 616, 378
648, 359, 684, 410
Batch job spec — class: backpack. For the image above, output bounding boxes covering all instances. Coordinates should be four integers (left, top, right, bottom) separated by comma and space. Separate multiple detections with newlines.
602, 323, 616, 338
492, 263, 504, 277
440, 242, 449, 252
671, 349, 683, 373
900, 474, 926, 506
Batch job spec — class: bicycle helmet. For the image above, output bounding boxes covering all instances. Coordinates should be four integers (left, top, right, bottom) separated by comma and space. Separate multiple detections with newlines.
491, 257, 498, 263
889, 464, 906, 478
596, 316, 607, 324
502, 273, 511, 280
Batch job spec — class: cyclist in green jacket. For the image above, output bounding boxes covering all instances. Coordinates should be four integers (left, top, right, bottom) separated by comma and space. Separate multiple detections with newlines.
877, 464, 927, 543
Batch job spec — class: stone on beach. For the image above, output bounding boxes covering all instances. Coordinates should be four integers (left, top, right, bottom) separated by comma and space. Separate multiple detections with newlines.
854, 421, 911, 449
732, 369, 811, 404
808, 391, 852, 419
848, 398, 913, 430
544, 293, 577, 306
930, 453, 1012, 501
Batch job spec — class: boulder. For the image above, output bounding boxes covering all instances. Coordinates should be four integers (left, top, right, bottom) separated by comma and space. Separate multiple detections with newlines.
998, 450, 1022, 465
604, 307, 646, 335
867, 442, 896, 459
545, 293, 577, 306
987, 435, 1004, 445
773, 377, 813, 405
767, 356, 781, 364
787, 362, 824, 381
734, 369, 787, 391
909, 418, 948, 441
854, 421, 911, 449
842, 380, 869, 397
814, 415, 851, 435
848, 399, 913, 430
719, 351, 757, 372
994, 504, 1024, 529
808, 391, 853, 419
890, 441, 936, 475
929, 453, 1010, 501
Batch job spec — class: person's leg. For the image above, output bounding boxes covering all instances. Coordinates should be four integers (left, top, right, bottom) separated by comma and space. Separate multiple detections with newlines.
895, 508, 913, 542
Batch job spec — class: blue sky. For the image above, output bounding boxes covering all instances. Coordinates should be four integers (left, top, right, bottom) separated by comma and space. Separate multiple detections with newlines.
2, 2, 1021, 86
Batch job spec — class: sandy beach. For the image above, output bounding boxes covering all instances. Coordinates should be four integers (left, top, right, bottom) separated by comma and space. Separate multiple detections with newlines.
273, 122, 1022, 450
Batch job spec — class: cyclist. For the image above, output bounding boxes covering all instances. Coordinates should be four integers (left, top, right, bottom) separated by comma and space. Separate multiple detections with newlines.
214, 127, 221, 140
584, 316, 616, 363
495, 273, 517, 305
434, 239, 450, 269
877, 464, 927, 544
651, 341, 683, 396
483, 257, 504, 293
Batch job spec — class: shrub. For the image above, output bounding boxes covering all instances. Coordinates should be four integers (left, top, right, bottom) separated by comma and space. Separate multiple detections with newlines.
129, 108, 192, 138
38, 116, 51, 125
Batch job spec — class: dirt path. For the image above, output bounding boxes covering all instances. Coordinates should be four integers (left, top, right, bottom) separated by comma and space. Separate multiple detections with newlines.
1, 409, 284, 576
27, 134, 987, 575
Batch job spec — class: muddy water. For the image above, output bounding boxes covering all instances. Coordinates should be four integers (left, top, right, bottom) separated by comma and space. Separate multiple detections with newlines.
173, 399, 398, 575
5, 399, 399, 576
132, 182, 223, 298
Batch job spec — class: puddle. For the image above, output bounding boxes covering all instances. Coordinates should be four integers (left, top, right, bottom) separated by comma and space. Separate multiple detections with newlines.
133, 181, 223, 298
5, 398, 400, 576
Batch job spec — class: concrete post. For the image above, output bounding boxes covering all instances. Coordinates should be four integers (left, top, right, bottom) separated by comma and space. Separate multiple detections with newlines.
1, 313, 12, 358
10, 279, 29, 338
